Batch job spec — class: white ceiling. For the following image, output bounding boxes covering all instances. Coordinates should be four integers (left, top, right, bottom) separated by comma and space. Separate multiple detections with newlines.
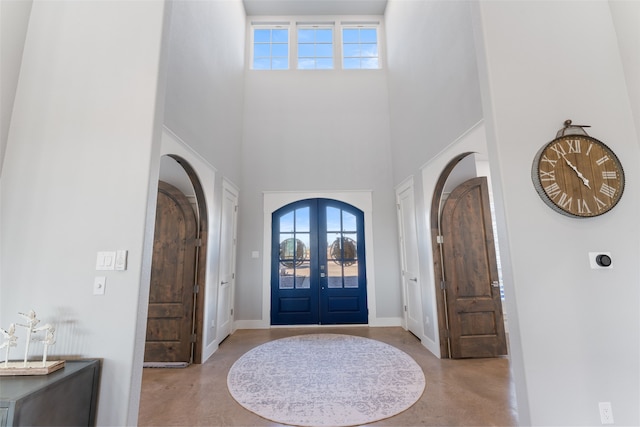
242, 0, 388, 16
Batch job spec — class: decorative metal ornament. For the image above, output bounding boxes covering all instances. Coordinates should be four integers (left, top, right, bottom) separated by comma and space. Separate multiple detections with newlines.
279, 238, 307, 268
330, 237, 357, 266
531, 120, 625, 218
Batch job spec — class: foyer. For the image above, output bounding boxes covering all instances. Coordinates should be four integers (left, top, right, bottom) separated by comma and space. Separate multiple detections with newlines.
139, 327, 518, 426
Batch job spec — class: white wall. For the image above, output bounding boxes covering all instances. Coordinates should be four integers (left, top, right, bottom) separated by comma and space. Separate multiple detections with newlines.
238, 17, 401, 323
0, 1, 168, 425
474, 1, 640, 425
609, 0, 640, 144
163, 0, 246, 185
160, 0, 245, 355
385, 0, 483, 184
384, 0, 485, 351
0, 0, 33, 176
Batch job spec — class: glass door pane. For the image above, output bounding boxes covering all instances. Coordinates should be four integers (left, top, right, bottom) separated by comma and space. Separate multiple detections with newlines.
278, 207, 311, 289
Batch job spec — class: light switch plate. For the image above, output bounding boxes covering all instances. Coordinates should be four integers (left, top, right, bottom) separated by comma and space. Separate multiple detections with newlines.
96, 251, 116, 270
115, 250, 128, 271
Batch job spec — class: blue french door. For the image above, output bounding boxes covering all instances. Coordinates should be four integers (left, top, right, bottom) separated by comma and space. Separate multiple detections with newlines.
271, 199, 368, 325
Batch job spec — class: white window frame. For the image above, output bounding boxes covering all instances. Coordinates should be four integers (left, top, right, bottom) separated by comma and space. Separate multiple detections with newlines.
296, 22, 335, 70
248, 19, 383, 71
251, 22, 291, 70
340, 22, 381, 70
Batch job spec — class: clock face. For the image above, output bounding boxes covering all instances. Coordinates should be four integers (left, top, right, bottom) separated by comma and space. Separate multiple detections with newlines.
532, 134, 625, 217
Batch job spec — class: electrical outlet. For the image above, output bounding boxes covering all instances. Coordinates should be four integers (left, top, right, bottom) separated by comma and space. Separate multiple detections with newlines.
599, 402, 614, 425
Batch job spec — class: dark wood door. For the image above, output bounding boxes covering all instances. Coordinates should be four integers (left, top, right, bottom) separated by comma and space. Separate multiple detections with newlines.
144, 181, 197, 363
441, 177, 507, 358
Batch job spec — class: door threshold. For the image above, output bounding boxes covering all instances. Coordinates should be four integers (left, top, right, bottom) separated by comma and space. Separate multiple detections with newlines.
270, 324, 369, 329
143, 362, 189, 368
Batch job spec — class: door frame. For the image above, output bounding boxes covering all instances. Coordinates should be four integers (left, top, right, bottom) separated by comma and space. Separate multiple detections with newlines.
262, 191, 377, 327
145, 180, 198, 364
270, 198, 368, 325
441, 176, 507, 358
430, 152, 474, 358
395, 177, 424, 338
162, 154, 208, 364
216, 178, 239, 341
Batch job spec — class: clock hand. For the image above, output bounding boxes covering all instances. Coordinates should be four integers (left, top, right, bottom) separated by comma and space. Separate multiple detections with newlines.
561, 154, 591, 189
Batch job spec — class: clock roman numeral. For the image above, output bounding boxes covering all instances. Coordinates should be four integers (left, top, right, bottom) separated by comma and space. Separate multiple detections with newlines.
586, 143, 594, 156
602, 171, 617, 179
557, 192, 573, 210
541, 155, 557, 167
577, 199, 592, 215
600, 183, 616, 198
594, 196, 607, 211
567, 139, 581, 153
544, 182, 561, 199
550, 143, 566, 158
596, 155, 610, 166
539, 170, 556, 182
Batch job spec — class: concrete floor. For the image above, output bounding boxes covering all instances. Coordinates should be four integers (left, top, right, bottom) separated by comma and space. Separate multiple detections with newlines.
138, 327, 518, 426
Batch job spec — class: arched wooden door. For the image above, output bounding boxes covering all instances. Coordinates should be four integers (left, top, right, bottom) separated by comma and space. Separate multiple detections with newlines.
441, 177, 507, 358
144, 181, 198, 364
271, 198, 368, 325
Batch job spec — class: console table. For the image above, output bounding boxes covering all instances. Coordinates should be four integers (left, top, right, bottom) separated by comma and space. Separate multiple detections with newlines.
0, 359, 100, 426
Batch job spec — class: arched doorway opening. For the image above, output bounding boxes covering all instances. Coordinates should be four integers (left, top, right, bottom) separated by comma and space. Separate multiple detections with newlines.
144, 154, 208, 365
430, 152, 507, 358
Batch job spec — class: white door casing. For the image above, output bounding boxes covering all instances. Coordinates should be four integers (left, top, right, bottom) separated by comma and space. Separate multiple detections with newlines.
217, 179, 238, 342
396, 178, 424, 338
261, 191, 377, 328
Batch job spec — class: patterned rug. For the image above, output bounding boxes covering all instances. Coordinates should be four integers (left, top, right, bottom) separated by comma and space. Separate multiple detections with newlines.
227, 334, 425, 426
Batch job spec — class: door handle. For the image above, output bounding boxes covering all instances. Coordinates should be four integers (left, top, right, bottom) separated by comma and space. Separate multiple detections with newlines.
221, 281, 229, 285
409, 278, 418, 282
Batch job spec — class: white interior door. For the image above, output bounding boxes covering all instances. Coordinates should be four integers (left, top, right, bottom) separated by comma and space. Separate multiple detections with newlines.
396, 179, 423, 338
216, 180, 238, 342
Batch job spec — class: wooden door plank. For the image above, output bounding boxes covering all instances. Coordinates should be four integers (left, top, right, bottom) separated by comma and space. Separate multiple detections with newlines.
144, 181, 197, 364
441, 177, 507, 359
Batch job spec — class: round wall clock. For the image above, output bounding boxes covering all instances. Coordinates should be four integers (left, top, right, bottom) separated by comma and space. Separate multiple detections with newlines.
531, 120, 625, 218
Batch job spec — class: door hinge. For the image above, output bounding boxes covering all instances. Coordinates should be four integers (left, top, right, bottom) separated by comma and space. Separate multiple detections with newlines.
404, 305, 407, 312
230, 308, 234, 316
193, 284, 200, 293
234, 205, 238, 212
397, 203, 401, 210
191, 333, 197, 343
440, 280, 446, 290
232, 273, 235, 279
436, 235, 444, 244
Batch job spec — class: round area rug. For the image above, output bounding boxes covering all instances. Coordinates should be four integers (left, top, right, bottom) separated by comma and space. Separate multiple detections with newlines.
227, 334, 425, 427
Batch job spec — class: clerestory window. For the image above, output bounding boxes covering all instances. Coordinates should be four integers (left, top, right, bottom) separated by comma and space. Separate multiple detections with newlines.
252, 25, 290, 70
297, 26, 334, 70
342, 26, 379, 69
250, 20, 381, 71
